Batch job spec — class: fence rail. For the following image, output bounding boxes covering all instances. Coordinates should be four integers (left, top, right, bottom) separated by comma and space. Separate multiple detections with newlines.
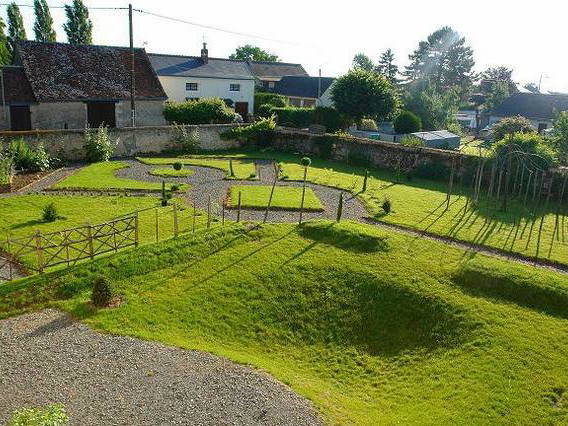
1, 214, 138, 279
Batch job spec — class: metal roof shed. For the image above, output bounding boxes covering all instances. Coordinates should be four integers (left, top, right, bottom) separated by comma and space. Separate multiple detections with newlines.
410, 130, 461, 149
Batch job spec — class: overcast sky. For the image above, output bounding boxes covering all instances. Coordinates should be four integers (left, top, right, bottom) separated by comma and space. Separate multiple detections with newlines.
3, 0, 567, 93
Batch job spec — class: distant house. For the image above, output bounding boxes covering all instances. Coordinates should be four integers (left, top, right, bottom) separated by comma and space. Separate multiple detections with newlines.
272, 76, 335, 108
0, 40, 167, 131
248, 61, 308, 90
489, 92, 568, 132
149, 43, 255, 119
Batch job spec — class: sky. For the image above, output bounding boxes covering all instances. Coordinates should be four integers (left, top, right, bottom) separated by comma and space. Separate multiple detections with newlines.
2, 0, 567, 93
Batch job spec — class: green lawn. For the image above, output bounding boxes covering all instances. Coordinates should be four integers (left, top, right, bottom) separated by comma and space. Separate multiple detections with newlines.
149, 167, 194, 178
1, 221, 567, 424
53, 162, 188, 192
229, 185, 324, 211
137, 157, 257, 179
0, 194, 213, 268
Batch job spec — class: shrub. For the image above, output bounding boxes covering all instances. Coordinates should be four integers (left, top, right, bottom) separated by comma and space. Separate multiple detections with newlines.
271, 107, 313, 128
171, 184, 180, 192
8, 403, 68, 426
301, 156, 312, 167
359, 118, 378, 131
257, 104, 275, 118
382, 197, 392, 214
8, 139, 51, 172
0, 153, 14, 184
41, 202, 59, 222
401, 135, 425, 147
84, 125, 115, 163
173, 162, 183, 171
91, 276, 112, 307
254, 92, 287, 114
163, 98, 239, 124
172, 124, 200, 154
492, 132, 556, 169
394, 110, 422, 134
312, 106, 348, 132
33, 144, 51, 171
492, 115, 535, 141
221, 116, 276, 145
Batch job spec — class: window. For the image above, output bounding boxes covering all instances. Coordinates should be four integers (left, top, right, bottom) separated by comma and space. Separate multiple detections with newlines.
268, 81, 275, 89
303, 99, 316, 108
229, 83, 241, 92
289, 98, 302, 107
186, 82, 198, 91
185, 97, 199, 101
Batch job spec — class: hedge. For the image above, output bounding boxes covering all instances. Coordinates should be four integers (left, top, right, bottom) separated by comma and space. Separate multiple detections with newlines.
254, 92, 287, 114
271, 107, 313, 128
163, 98, 239, 124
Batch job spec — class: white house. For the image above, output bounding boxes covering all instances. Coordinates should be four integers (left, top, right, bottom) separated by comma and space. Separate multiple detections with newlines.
271, 76, 335, 108
148, 44, 255, 119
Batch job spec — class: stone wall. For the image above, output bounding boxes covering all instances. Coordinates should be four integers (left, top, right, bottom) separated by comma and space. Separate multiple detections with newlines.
0, 124, 241, 160
116, 100, 167, 127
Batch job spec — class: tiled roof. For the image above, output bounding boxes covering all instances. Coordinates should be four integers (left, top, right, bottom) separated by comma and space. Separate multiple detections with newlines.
249, 61, 308, 79
272, 76, 335, 99
14, 40, 167, 102
1, 66, 36, 103
492, 93, 568, 120
148, 53, 254, 80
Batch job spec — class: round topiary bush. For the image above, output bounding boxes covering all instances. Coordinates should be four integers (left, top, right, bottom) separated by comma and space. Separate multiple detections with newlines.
394, 110, 422, 134
382, 197, 392, 214
91, 276, 112, 307
173, 162, 183, 171
301, 157, 312, 167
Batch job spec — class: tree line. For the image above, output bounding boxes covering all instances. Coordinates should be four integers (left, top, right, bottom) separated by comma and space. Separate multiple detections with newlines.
0, 0, 92, 64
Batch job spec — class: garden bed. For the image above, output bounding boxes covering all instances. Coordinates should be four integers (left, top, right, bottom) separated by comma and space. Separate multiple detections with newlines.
137, 157, 257, 180
226, 185, 324, 211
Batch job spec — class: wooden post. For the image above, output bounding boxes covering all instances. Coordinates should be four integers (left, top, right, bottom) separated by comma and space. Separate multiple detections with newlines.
207, 195, 211, 229
87, 224, 94, 259
299, 167, 308, 224
362, 170, 368, 192
222, 202, 225, 226
336, 192, 344, 222
192, 203, 196, 233
237, 191, 242, 222
263, 164, 278, 224
446, 157, 456, 210
6, 234, 12, 281
155, 208, 159, 243
134, 212, 139, 247
35, 230, 44, 273
173, 203, 179, 237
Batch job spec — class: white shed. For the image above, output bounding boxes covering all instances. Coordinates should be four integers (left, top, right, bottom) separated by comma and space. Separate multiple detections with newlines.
410, 130, 461, 149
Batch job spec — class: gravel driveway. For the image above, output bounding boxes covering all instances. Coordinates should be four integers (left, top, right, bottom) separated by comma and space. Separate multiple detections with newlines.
0, 310, 322, 426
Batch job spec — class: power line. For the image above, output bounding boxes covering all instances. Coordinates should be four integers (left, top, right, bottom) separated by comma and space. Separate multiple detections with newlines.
0, 3, 127, 9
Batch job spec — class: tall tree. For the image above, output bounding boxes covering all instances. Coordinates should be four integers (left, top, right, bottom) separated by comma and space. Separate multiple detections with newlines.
481, 66, 517, 94
483, 80, 510, 112
63, 0, 93, 45
524, 82, 540, 94
229, 45, 279, 61
376, 48, 399, 84
404, 79, 460, 130
352, 53, 374, 71
404, 26, 475, 99
33, 0, 56, 42
7, 2, 26, 54
0, 17, 11, 65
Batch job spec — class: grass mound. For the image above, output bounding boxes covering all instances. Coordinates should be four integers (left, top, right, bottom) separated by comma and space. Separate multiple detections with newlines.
2, 221, 568, 424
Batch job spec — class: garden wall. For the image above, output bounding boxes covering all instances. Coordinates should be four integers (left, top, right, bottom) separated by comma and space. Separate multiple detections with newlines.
0, 124, 242, 161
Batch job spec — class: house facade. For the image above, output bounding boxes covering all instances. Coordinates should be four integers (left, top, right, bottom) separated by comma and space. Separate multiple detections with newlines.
489, 92, 568, 132
149, 44, 255, 119
271, 76, 335, 108
0, 40, 167, 131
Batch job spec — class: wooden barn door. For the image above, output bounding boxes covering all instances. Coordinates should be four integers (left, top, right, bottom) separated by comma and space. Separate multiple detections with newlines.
10, 105, 31, 131
235, 102, 249, 122
87, 102, 116, 128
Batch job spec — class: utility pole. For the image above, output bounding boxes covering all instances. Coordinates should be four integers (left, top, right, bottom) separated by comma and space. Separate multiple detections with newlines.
317, 68, 321, 106
129, 4, 136, 127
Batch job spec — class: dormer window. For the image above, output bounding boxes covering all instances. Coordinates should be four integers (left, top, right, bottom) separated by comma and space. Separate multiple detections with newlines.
186, 82, 198, 91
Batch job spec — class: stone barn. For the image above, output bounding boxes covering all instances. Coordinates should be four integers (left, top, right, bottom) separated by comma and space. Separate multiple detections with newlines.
0, 40, 167, 130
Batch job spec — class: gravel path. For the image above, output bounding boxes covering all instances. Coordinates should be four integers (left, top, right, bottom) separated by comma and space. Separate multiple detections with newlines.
0, 309, 322, 426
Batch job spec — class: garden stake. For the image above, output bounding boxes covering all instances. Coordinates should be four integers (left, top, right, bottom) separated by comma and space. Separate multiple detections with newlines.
134, 212, 139, 247
207, 195, 211, 228
222, 202, 225, 226
299, 157, 311, 224
6, 234, 12, 281
362, 170, 368, 192
229, 159, 234, 177
173, 203, 179, 237
192, 203, 196, 233
263, 163, 278, 224
34, 230, 44, 273
237, 191, 242, 222
86, 224, 94, 259
155, 208, 159, 243
337, 192, 344, 222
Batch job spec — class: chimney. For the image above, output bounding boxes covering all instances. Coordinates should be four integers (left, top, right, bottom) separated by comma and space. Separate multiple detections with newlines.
201, 42, 208, 64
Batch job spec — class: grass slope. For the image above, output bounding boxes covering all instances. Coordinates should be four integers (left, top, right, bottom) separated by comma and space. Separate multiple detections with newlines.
149, 167, 194, 177
229, 185, 324, 211
137, 157, 256, 179
1, 221, 567, 424
53, 162, 187, 192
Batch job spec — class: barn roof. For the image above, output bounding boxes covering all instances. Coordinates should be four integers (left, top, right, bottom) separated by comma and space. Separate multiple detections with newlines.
1, 66, 36, 104
13, 40, 167, 102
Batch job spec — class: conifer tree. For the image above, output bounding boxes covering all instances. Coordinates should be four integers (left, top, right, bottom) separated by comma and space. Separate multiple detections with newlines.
7, 2, 26, 54
33, 0, 56, 42
63, 0, 93, 45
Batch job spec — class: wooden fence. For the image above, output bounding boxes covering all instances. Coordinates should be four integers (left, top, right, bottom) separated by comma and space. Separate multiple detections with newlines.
1, 214, 138, 280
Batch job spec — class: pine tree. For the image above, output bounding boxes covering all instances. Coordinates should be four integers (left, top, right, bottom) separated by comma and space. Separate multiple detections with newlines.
352, 53, 374, 71
7, 2, 26, 54
0, 18, 11, 65
33, 0, 56, 42
63, 0, 93, 45
376, 49, 399, 85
